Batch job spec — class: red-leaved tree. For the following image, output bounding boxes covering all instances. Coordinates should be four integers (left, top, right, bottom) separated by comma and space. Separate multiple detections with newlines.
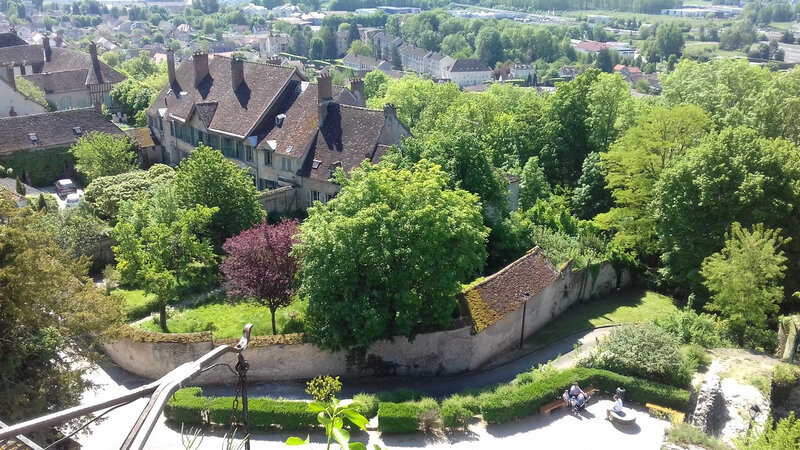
220, 219, 300, 335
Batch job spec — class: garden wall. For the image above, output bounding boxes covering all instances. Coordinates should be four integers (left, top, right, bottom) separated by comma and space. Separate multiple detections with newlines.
104, 261, 629, 384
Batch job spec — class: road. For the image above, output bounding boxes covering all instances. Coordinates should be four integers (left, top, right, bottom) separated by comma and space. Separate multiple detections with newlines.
71, 327, 613, 449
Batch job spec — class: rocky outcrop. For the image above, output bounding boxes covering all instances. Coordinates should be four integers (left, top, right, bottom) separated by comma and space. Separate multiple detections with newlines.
690, 360, 723, 434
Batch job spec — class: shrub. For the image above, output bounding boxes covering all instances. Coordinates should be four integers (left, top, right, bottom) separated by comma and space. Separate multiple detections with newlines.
772, 363, 800, 407
417, 398, 441, 432
208, 397, 317, 431
654, 308, 728, 348
667, 423, 729, 450
745, 413, 800, 450
580, 323, 690, 387
441, 395, 479, 429
305, 375, 342, 402
378, 402, 421, 434
164, 387, 207, 426
378, 388, 424, 403
351, 393, 379, 419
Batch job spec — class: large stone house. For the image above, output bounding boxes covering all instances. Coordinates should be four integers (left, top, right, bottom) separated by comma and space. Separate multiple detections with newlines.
145, 51, 410, 214
0, 32, 126, 111
0, 108, 122, 185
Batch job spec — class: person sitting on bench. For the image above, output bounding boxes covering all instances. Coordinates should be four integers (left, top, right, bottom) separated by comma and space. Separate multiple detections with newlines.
569, 381, 585, 398
606, 394, 624, 420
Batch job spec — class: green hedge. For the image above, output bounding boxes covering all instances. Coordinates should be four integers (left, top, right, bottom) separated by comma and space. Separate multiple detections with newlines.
478, 367, 690, 424
351, 393, 379, 419
441, 395, 479, 429
208, 397, 317, 431
164, 387, 207, 426
377, 402, 422, 434
166, 388, 316, 431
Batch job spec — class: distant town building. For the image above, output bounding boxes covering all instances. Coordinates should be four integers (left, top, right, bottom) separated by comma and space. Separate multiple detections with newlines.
0, 33, 126, 111
441, 58, 492, 87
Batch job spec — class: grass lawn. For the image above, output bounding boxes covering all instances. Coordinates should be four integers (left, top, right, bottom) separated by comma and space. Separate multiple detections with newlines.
136, 296, 307, 338
115, 288, 160, 321
769, 21, 796, 32
528, 288, 679, 346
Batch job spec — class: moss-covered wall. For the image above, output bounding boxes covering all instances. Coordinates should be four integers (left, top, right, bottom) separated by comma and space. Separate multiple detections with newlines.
0, 147, 76, 187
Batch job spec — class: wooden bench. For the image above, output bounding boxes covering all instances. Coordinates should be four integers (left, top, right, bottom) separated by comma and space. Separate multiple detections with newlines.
539, 387, 598, 416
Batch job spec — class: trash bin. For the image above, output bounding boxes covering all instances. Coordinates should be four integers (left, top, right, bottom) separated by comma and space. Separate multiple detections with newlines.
616, 387, 626, 399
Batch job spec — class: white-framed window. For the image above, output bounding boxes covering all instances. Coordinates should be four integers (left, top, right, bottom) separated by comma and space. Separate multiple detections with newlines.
246, 146, 253, 162
263, 149, 272, 166
308, 190, 328, 206
281, 157, 292, 172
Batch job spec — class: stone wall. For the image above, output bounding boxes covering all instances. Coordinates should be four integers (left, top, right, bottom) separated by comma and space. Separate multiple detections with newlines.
104, 261, 629, 384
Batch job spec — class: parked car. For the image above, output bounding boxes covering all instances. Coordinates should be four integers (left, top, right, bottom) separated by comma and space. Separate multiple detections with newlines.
65, 193, 81, 208
54, 179, 77, 197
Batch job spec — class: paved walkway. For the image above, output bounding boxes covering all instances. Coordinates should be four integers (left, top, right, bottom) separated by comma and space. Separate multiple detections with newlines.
73, 327, 615, 449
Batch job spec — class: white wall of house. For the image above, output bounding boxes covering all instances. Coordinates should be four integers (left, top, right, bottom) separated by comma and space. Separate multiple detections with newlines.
0, 79, 47, 118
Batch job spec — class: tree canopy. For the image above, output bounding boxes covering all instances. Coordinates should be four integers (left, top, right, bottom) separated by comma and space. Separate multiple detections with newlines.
295, 161, 488, 349
173, 144, 265, 247
0, 195, 121, 422
220, 220, 300, 335
70, 132, 140, 181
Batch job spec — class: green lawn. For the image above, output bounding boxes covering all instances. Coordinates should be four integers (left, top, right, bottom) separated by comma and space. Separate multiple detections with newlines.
136, 296, 307, 338
769, 21, 796, 32
528, 288, 679, 346
115, 288, 160, 321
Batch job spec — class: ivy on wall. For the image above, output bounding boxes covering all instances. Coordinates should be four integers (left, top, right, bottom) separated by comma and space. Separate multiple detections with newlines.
0, 148, 77, 186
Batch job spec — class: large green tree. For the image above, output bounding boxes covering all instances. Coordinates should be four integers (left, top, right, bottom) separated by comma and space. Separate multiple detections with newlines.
474, 27, 503, 68
173, 144, 264, 246
596, 105, 712, 259
70, 132, 140, 181
653, 127, 800, 299
0, 195, 121, 423
702, 223, 788, 349
113, 186, 217, 331
295, 161, 489, 350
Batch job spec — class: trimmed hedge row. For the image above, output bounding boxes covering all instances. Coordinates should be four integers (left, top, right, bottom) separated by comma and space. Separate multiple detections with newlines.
378, 402, 423, 433
165, 387, 316, 431
478, 367, 690, 424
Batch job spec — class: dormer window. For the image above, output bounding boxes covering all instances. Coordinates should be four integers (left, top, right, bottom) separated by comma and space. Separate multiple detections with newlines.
312, 160, 321, 170
28, 132, 37, 142
72, 126, 82, 135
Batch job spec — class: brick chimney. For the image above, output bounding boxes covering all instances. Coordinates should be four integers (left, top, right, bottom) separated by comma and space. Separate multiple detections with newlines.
166, 48, 176, 85
88, 41, 98, 63
42, 34, 51, 62
383, 103, 397, 121
317, 74, 335, 128
193, 52, 209, 87
349, 77, 364, 102
5, 65, 15, 91
231, 57, 244, 91
317, 73, 332, 105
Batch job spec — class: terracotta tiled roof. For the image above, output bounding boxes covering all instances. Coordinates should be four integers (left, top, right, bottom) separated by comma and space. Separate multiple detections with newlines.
23, 69, 88, 92
0, 32, 27, 48
125, 127, 156, 148
0, 44, 44, 65
0, 108, 122, 155
460, 247, 560, 332
576, 40, 610, 53
298, 104, 385, 182
40, 47, 125, 85
147, 55, 302, 138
